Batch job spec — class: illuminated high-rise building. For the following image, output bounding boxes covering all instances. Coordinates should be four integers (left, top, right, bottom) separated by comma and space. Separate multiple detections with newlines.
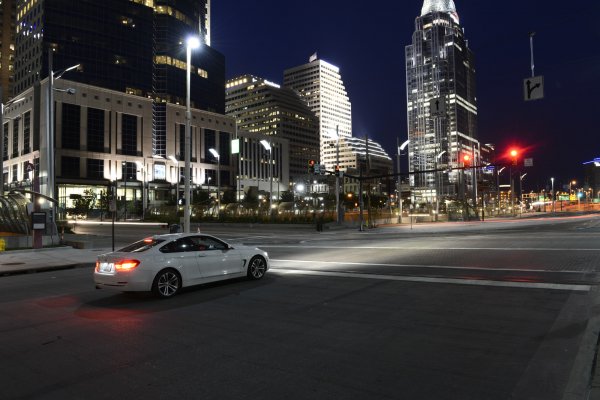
0, 0, 16, 102
283, 55, 352, 172
14, 0, 225, 158
225, 75, 319, 182
406, 0, 479, 203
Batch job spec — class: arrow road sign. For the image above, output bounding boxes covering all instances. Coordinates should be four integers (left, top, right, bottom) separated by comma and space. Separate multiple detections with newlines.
429, 97, 446, 117
523, 76, 544, 101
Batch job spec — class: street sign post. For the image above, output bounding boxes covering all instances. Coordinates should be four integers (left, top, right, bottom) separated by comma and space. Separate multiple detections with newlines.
523, 76, 544, 101
429, 97, 446, 117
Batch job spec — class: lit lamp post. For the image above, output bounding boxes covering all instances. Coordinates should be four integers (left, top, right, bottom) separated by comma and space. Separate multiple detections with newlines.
121, 161, 128, 220
497, 166, 506, 215
184, 35, 200, 233
325, 126, 342, 223
520, 173, 527, 212
397, 139, 409, 223
135, 161, 146, 220
209, 148, 220, 214
259, 139, 273, 216
168, 155, 179, 215
47, 50, 79, 227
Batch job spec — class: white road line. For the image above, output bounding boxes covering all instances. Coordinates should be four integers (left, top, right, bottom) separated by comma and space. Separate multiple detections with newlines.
270, 268, 591, 292
264, 245, 600, 251
270, 259, 585, 274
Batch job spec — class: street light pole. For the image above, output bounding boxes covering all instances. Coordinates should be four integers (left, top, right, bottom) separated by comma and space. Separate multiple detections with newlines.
122, 161, 128, 221
397, 139, 409, 223
551, 177, 555, 213
209, 148, 220, 215
435, 150, 446, 221
168, 155, 179, 216
136, 161, 146, 220
260, 140, 272, 216
184, 36, 200, 233
335, 125, 340, 224
47, 50, 79, 230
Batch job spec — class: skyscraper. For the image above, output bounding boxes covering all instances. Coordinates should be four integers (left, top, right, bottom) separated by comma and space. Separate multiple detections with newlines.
406, 0, 478, 203
283, 55, 352, 172
14, 0, 225, 158
225, 75, 319, 181
0, 0, 16, 102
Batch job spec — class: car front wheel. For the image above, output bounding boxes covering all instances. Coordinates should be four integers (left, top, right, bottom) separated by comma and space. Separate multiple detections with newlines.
152, 269, 181, 298
247, 256, 267, 280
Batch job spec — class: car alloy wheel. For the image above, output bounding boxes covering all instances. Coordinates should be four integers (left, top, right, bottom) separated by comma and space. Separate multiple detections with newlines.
247, 256, 267, 280
153, 269, 181, 298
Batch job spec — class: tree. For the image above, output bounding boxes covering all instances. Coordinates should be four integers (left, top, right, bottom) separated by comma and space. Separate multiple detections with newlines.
222, 189, 237, 204
280, 190, 294, 202
67, 189, 97, 219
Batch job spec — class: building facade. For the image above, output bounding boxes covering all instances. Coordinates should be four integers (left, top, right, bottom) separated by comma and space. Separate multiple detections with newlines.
0, 0, 15, 103
14, 0, 225, 160
283, 55, 352, 171
225, 75, 318, 182
2, 79, 235, 219
236, 130, 289, 202
406, 0, 479, 204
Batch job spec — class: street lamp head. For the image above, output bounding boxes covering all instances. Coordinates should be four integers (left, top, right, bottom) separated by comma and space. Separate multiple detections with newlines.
259, 140, 271, 151
186, 36, 201, 50
208, 148, 220, 159
399, 139, 410, 152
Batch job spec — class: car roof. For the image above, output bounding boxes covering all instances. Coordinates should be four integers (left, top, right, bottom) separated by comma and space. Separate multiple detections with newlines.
148, 233, 219, 240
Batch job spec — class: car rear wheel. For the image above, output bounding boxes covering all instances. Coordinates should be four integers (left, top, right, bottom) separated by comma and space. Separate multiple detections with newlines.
152, 269, 181, 298
247, 256, 267, 280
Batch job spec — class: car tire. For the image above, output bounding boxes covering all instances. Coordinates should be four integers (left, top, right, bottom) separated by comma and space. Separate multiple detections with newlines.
247, 256, 267, 280
152, 269, 181, 298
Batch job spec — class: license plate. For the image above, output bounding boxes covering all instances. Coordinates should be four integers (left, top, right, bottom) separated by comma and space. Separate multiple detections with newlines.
99, 262, 114, 273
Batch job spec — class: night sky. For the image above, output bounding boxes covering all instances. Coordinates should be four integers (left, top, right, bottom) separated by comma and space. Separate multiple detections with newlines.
212, 1, 600, 191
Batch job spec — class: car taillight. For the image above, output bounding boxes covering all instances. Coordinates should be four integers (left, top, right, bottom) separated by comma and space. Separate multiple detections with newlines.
95, 261, 100, 272
115, 259, 141, 271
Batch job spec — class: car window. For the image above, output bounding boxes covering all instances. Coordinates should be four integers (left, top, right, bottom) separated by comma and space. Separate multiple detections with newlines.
188, 236, 228, 251
159, 238, 199, 253
118, 238, 165, 252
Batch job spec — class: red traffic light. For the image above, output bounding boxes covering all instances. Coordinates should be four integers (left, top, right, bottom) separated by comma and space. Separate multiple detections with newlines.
510, 149, 518, 158
462, 154, 471, 165
308, 159, 315, 167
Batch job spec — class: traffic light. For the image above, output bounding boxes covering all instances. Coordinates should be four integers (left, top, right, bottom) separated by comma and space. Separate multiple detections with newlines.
308, 159, 316, 174
510, 149, 518, 166
462, 154, 471, 166
334, 165, 342, 177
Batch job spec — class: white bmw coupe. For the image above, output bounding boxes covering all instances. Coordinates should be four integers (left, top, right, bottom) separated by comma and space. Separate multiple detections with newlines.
94, 233, 269, 298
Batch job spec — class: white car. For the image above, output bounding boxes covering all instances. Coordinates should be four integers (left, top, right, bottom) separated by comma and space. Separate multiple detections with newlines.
94, 233, 269, 298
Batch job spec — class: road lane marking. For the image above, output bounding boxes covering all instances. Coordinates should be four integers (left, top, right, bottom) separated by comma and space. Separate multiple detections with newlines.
264, 245, 600, 251
270, 259, 586, 274
270, 268, 591, 292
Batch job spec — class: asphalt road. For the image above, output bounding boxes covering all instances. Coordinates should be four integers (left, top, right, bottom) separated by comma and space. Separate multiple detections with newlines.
2, 215, 600, 399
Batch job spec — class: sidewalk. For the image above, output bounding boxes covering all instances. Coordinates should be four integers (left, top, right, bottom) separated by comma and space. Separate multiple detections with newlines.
0, 245, 109, 275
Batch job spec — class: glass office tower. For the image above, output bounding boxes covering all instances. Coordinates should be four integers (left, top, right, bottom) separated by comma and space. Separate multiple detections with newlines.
14, 0, 225, 158
406, 0, 478, 203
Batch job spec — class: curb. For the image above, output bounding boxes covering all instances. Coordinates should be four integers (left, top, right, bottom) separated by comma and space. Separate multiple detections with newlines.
0, 262, 93, 277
